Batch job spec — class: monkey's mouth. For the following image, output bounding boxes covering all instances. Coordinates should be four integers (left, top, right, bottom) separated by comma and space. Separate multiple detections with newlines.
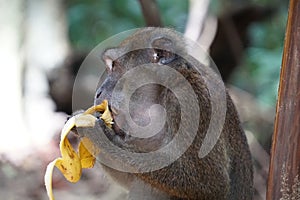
108, 106, 128, 139
91, 100, 129, 143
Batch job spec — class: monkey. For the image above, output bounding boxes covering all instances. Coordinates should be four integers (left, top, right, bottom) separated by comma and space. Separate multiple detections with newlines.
77, 27, 253, 200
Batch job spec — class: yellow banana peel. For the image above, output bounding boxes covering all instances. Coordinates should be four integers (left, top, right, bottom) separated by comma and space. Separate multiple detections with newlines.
44, 100, 113, 200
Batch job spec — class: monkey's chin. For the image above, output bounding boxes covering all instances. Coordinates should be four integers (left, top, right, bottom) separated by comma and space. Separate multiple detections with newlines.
103, 107, 130, 144
111, 122, 128, 140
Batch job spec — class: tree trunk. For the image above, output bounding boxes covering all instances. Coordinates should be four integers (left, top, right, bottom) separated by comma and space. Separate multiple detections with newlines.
267, 0, 300, 199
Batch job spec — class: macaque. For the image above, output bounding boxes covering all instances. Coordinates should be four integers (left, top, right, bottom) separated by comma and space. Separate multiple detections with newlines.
78, 27, 253, 200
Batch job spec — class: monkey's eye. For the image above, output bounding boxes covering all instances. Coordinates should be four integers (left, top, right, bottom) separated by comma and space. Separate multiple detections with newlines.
104, 57, 114, 72
152, 52, 160, 63
152, 50, 176, 65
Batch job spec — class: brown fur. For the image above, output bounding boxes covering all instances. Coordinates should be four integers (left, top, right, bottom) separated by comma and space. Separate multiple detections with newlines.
94, 27, 253, 200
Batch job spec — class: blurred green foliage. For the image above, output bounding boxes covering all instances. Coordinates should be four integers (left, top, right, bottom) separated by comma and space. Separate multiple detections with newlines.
67, 0, 188, 50
66, 0, 288, 108
231, 3, 288, 108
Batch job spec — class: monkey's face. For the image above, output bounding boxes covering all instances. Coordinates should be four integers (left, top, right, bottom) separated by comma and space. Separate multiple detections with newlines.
93, 32, 187, 151
94, 48, 175, 150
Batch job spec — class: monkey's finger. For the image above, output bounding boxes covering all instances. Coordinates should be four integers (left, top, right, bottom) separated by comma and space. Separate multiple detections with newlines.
74, 113, 96, 127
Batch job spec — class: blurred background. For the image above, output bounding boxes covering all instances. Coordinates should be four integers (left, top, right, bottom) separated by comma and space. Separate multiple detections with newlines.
0, 0, 288, 199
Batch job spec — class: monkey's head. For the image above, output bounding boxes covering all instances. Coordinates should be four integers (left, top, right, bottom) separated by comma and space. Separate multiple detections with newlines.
87, 29, 234, 199
94, 27, 209, 153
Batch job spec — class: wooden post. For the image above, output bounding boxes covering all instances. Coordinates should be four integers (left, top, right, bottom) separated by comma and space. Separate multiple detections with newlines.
267, 0, 300, 199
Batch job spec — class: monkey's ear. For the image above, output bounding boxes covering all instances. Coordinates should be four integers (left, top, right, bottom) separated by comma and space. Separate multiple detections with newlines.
102, 55, 113, 72
102, 47, 125, 72
102, 48, 117, 72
